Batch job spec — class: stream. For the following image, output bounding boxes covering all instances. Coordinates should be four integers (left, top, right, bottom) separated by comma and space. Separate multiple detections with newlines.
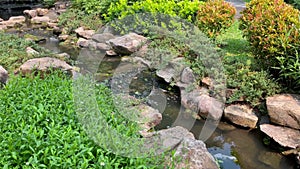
35, 34, 296, 169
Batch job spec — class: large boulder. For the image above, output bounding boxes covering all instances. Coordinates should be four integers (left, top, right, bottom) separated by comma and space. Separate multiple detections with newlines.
260, 124, 300, 149
266, 94, 300, 129
108, 33, 147, 55
224, 104, 258, 128
15, 57, 73, 77
0, 66, 8, 84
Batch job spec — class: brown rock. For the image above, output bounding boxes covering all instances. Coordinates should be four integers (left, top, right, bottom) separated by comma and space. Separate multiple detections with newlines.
58, 34, 69, 41
201, 77, 212, 87
15, 57, 73, 77
108, 33, 147, 54
198, 95, 224, 121
24, 9, 37, 18
77, 38, 89, 48
36, 8, 49, 16
75, 27, 95, 39
266, 94, 300, 129
260, 124, 300, 149
26, 47, 39, 56
224, 104, 258, 128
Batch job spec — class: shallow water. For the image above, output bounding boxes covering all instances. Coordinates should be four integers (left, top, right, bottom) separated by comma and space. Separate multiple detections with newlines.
39, 36, 296, 169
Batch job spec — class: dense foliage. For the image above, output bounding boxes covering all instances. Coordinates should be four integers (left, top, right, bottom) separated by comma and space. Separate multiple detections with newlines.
285, 0, 300, 9
103, 0, 202, 22
196, 0, 236, 39
239, 0, 300, 88
0, 72, 166, 168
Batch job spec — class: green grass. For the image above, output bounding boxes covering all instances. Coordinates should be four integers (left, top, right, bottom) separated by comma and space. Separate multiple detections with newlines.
0, 72, 168, 168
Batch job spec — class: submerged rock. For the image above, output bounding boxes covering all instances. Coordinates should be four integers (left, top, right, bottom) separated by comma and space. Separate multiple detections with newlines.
266, 94, 300, 130
260, 124, 300, 149
224, 104, 258, 128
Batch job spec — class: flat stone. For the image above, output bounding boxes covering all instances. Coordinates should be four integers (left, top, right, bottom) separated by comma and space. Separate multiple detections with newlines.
31, 16, 50, 24
224, 104, 258, 128
92, 33, 115, 43
58, 34, 69, 41
8, 16, 26, 22
0, 65, 8, 84
108, 33, 147, 55
36, 8, 49, 16
260, 124, 300, 149
75, 27, 95, 39
266, 94, 300, 129
15, 57, 73, 77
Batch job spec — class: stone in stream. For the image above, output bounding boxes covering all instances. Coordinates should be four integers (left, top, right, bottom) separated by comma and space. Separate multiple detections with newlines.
224, 104, 258, 128
0, 65, 8, 84
266, 94, 300, 130
0, 16, 26, 28
145, 126, 218, 169
198, 94, 224, 121
15, 57, 74, 77
108, 33, 147, 55
77, 38, 89, 48
36, 8, 49, 16
260, 124, 300, 149
75, 27, 95, 39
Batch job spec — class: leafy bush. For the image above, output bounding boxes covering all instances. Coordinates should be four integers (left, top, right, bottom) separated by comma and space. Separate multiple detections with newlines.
196, 0, 236, 39
104, 0, 202, 22
58, 8, 102, 35
0, 72, 167, 168
43, 0, 57, 7
0, 33, 53, 72
239, 0, 300, 87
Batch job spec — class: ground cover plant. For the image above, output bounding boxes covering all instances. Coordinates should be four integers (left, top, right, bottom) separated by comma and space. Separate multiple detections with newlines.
0, 72, 168, 168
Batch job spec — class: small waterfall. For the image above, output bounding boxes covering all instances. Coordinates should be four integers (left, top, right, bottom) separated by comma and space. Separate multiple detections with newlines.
0, 0, 43, 20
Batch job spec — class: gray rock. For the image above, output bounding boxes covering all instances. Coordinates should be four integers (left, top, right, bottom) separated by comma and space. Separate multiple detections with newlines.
106, 50, 118, 56
96, 43, 110, 51
181, 67, 195, 84
174, 137, 219, 169
25, 47, 39, 56
75, 27, 95, 39
266, 94, 300, 129
260, 124, 300, 149
0, 66, 8, 84
15, 57, 73, 77
156, 64, 177, 83
108, 33, 147, 54
224, 104, 258, 128
198, 95, 224, 121
92, 33, 115, 43
58, 34, 69, 41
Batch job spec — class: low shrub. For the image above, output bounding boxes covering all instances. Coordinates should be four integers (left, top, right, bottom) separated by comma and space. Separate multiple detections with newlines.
239, 0, 300, 87
196, 0, 236, 39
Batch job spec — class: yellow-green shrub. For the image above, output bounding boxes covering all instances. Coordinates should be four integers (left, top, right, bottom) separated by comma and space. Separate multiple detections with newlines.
196, 0, 236, 39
